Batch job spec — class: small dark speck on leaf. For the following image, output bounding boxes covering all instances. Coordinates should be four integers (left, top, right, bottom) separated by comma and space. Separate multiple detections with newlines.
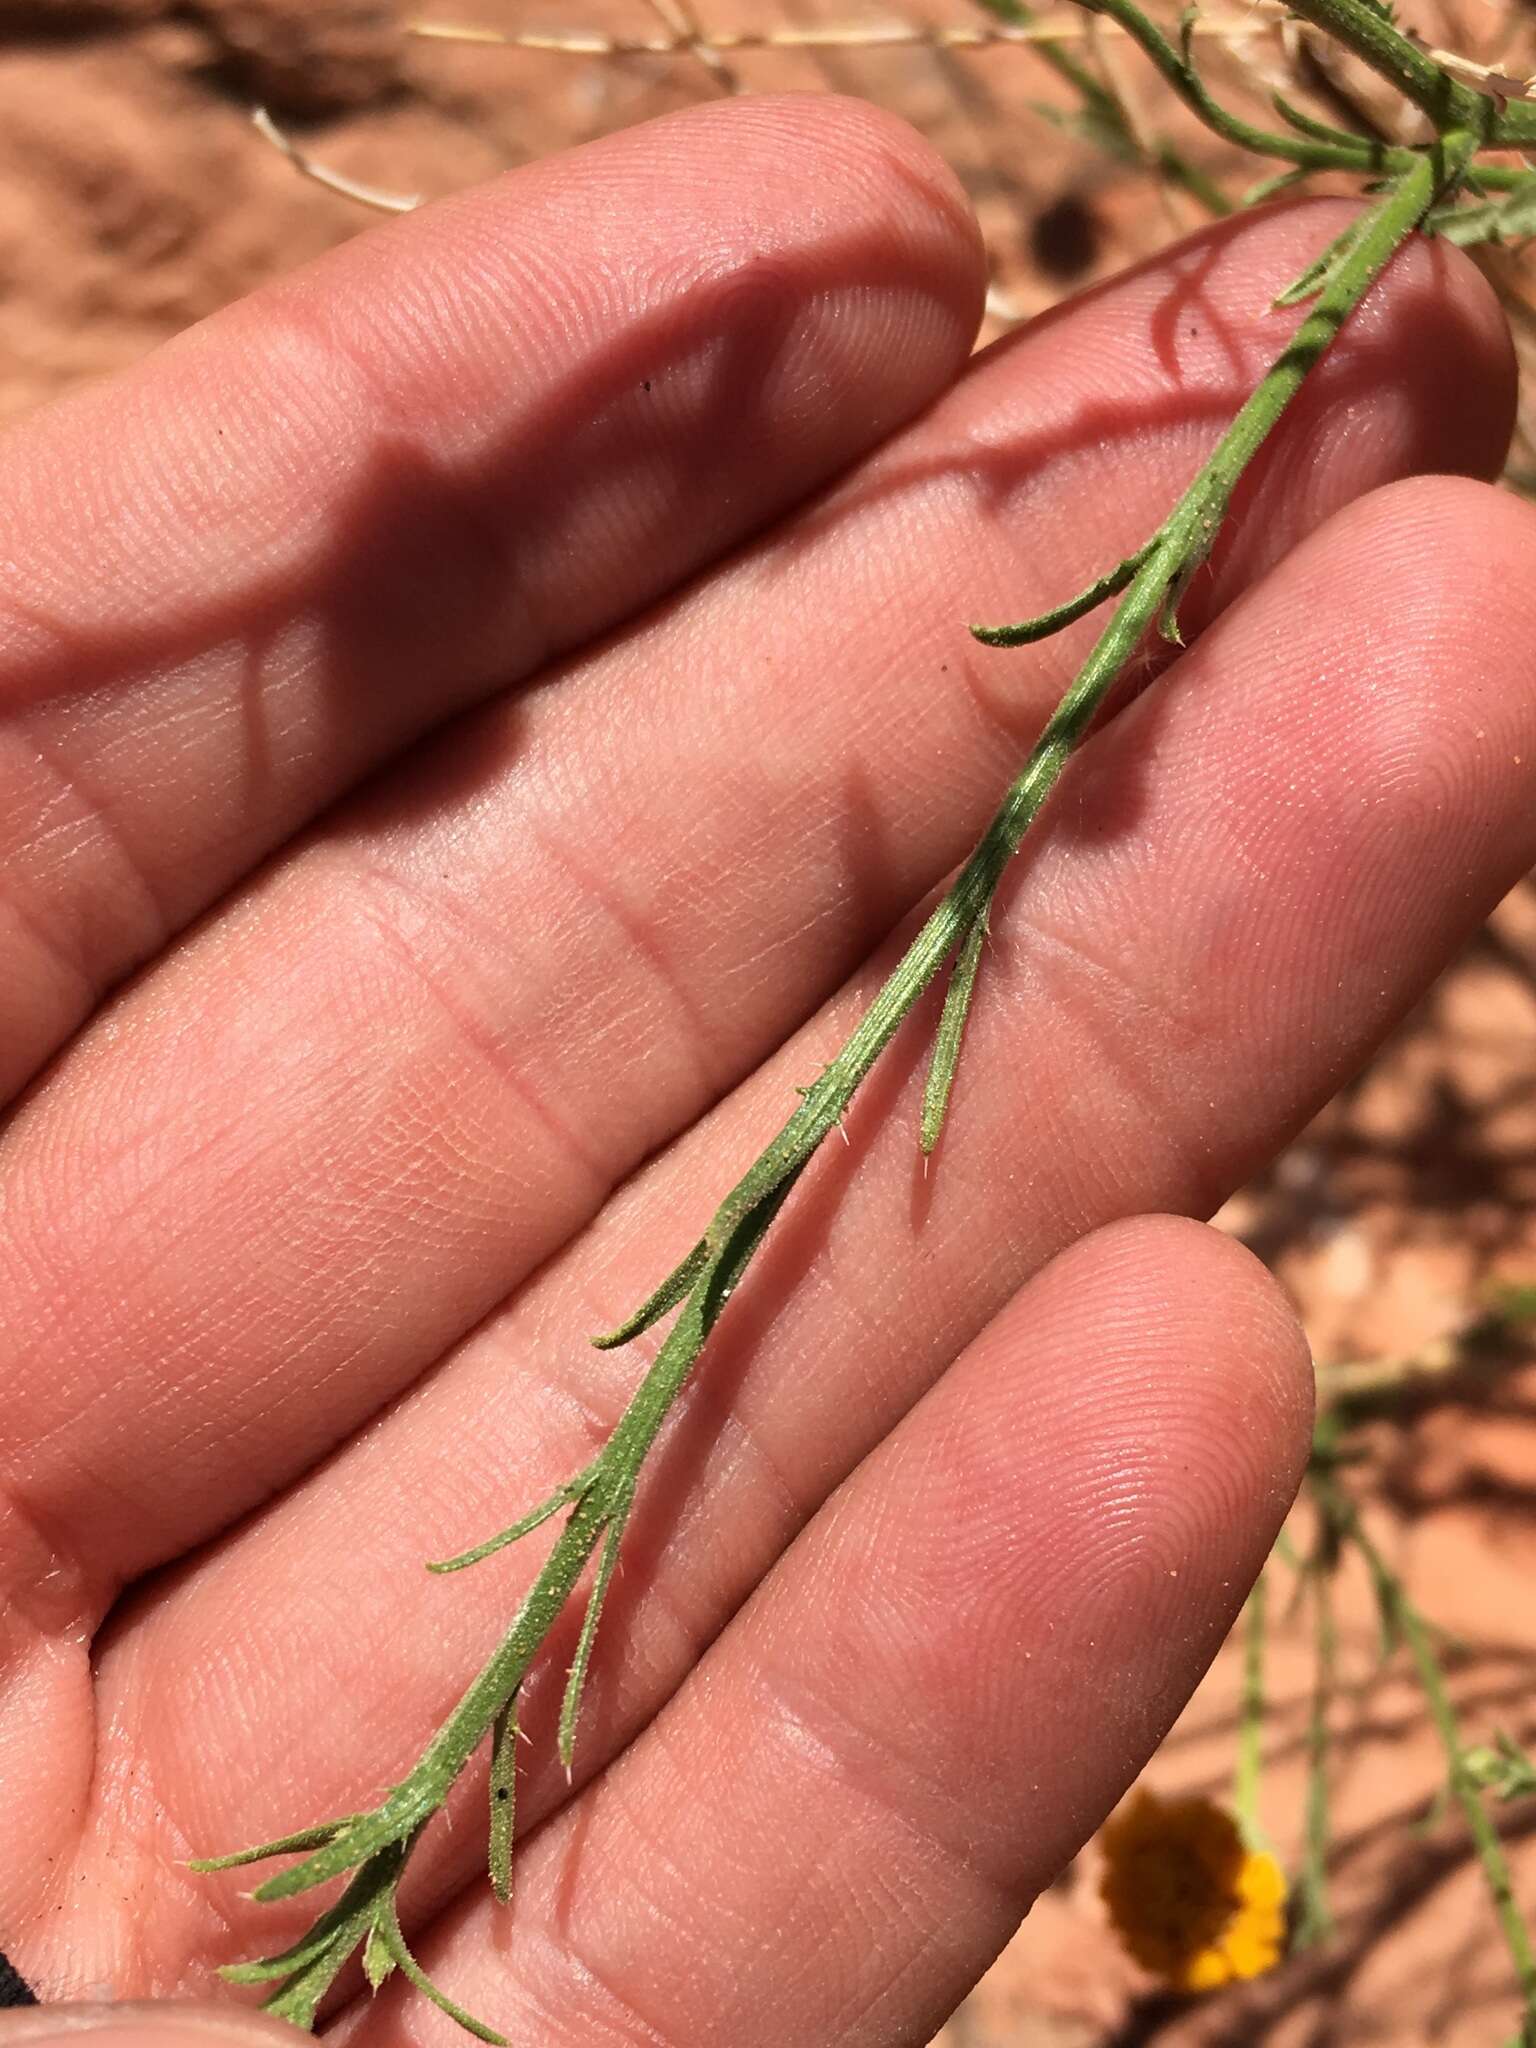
642, 379, 652, 392
496, 1788, 509, 1801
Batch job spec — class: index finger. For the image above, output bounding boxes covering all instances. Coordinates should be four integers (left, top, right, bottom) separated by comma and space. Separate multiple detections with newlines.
0, 92, 983, 1101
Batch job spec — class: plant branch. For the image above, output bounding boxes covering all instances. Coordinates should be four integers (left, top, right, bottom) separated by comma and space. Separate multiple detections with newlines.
1314, 1465, 1536, 2021
1285, 0, 1496, 137
1074, 0, 1405, 174
197, 138, 1460, 2032
1234, 1570, 1271, 1852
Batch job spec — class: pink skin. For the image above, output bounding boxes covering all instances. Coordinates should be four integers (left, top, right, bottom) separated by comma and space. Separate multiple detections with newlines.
0, 88, 1531, 2046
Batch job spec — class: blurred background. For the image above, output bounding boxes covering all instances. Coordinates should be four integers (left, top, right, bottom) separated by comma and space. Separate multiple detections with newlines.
2, 2, 1534, 2040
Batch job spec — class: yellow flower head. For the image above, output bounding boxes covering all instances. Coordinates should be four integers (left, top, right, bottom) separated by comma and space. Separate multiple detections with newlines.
1099, 1789, 1288, 1992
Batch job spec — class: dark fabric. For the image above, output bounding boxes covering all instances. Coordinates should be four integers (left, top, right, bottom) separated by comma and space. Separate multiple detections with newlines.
0, 1949, 36, 2005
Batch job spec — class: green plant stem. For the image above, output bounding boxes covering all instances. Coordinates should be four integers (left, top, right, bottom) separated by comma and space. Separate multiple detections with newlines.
921, 909, 989, 1153
1296, 1505, 1337, 1947
204, 135, 1463, 2041
1234, 1570, 1270, 1852
1315, 1470, 1536, 2019
972, 0, 1230, 211
1284, 0, 1496, 139
1079, 0, 1403, 175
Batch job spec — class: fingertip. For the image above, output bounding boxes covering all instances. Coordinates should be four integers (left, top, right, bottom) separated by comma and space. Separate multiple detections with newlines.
260, 88, 987, 459
750, 1210, 1315, 1909
688, 91, 989, 326
1178, 199, 1516, 618
958, 1213, 1314, 1600
1353, 216, 1517, 481
1061, 1213, 1316, 1541
1237, 196, 1517, 477
1205, 466, 1536, 899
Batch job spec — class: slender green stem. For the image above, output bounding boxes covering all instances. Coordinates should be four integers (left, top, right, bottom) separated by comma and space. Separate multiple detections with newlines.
1234, 1570, 1270, 1853
1080, 0, 1405, 175
972, 0, 1229, 211
1295, 1495, 1338, 1947
972, 546, 1149, 646
1285, 0, 1496, 140
709, 144, 1446, 1253
1317, 1470, 1536, 2016
921, 909, 989, 1153
487, 1701, 517, 1902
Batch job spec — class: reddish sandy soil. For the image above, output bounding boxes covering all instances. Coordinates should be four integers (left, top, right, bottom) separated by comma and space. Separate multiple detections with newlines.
3, 4, 1535, 2043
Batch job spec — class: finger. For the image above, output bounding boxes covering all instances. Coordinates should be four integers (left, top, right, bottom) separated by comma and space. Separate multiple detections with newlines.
0, 91, 984, 1099
71, 471, 1536, 1995
0, 205, 1509, 1608
0, 2006, 297, 2047
342, 1217, 1311, 2046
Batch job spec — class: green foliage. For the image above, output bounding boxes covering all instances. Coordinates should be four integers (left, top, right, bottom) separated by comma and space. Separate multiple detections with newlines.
1301, 1459, 1536, 2025
1466, 1734, 1536, 1805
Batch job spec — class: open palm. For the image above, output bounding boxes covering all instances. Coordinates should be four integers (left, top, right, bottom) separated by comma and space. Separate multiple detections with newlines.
2, 92, 1533, 2048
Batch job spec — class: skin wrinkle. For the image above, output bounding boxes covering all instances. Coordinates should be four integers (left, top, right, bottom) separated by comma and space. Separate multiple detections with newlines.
524, 812, 728, 1113
449, 1923, 666, 2048
338, 857, 611, 1195
0, 1469, 102, 1649
598, 1688, 968, 2048
7, 720, 169, 979
0, 880, 95, 1056
696, 1387, 810, 1542
753, 1650, 1021, 1903
517, 1908, 678, 2048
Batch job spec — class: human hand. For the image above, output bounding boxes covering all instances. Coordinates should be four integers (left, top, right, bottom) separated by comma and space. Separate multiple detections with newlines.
0, 91, 1532, 2048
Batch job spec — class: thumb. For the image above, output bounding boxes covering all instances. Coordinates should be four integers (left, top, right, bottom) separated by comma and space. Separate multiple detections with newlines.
0, 2009, 296, 2048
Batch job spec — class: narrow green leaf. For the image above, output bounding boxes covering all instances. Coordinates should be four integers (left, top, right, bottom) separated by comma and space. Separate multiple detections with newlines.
1272, 90, 1366, 147
225, 1845, 404, 2021
253, 1803, 423, 1903
558, 1507, 629, 1774
591, 1239, 708, 1349
1240, 165, 1312, 208
188, 1814, 362, 1873
220, 1848, 400, 1983
383, 1903, 508, 2044
363, 1921, 397, 1992
260, 1942, 354, 2033
920, 912, 988, 1154
488, 1700, 518, 1903
1430, 178, 1536, 245
429, 1460, 600, 1574
1272, 211, 1371, 308
970, 548, 1147, 647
